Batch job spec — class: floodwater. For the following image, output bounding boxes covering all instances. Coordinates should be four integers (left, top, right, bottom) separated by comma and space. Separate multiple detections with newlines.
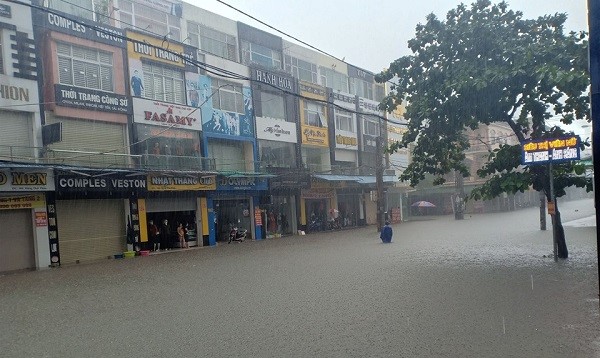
0, 198, 598, 357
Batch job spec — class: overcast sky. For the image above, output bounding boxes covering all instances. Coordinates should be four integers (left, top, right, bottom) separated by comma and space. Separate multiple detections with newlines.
191, 0, 588, 73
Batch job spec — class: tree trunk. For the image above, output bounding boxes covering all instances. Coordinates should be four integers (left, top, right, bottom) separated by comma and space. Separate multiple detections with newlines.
554, 206, 569, 259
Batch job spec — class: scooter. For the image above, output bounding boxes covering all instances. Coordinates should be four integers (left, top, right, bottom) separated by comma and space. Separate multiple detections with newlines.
228, 226, 247, 243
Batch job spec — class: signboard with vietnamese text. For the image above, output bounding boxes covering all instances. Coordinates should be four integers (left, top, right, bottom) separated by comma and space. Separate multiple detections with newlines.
147, 174, 216, 191
301, 125, 329, 147
133, 97, 201, 131
55, 84, 131, 114
0, 169, 54, 191
521, 136, 581, 165
0, 194, 45, 210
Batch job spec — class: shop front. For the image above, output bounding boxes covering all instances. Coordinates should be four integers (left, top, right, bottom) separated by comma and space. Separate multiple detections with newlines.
54, 172, 147, 265
300, 187, 335, 232
144, 173, 214, 249
210, 175, 268, 243
265, 170, 310, 238
36, 9, 130, 167
0, 168, 54, 272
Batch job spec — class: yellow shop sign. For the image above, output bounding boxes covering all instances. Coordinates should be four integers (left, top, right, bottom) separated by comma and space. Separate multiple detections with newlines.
147, 175, 216, 191
301, 125, 329, 147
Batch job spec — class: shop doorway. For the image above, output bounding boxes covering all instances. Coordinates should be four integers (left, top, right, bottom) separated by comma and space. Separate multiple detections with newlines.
146, 211, 197, 249
214, 199, 252, 242
264, 195, 295, 238
305, 199, 327, 232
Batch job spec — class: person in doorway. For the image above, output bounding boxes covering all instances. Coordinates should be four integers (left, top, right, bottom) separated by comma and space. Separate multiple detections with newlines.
148, 220, 159, 251
160, 219, 171, 250
177, 222, 188, 249
380, 221, 393, 244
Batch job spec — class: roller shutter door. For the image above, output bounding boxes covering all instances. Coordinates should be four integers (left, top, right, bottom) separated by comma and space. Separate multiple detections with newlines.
57, 199, 125, 264
0, 110, 33, 159
0, 210, 34, 272
45, 115, 127, 167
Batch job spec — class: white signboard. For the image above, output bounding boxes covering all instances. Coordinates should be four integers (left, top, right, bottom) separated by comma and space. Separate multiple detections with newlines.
0, 169, 55, 191
0, 74, 39, 112
358, 97, 382, 115
255, 117, 297, 143
132, 97, 201, 131
334, 129, 358, 150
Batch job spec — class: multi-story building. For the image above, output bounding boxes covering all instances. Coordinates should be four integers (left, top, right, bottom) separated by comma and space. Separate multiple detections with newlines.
0, 0, 54, 272
0, 0, 395, 272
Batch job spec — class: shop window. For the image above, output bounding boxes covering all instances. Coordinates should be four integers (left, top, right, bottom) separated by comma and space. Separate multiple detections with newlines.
0, 31, 3, 75
47, 0, 94, 20
349, 77, 373, 100
335, 109, 354, 132
284, 55, 317, 84
259, 141, 293, 168
374, 84, 386, 102
188, 22, 237, 61
363, 118, 381, 136
211, 79, 244, 114
260, 91, 286, 121
141, 61, 185, 104
241, 41, 282, 69
116, 0, 180, 40
320, 67, 349, 93
303, 101, 326, 127
208, 139, 246, 172
57, 42, 113, 92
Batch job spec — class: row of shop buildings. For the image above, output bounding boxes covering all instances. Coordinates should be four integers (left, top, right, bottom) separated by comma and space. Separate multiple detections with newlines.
0, 0, 408, 272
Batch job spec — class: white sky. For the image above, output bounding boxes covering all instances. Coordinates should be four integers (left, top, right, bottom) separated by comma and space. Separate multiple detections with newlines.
189, 0, 590, 137
190, 0, 588, 73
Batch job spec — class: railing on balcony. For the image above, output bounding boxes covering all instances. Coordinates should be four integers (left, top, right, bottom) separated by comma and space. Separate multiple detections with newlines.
0, 145, 216, 172
140, 154, 216, 172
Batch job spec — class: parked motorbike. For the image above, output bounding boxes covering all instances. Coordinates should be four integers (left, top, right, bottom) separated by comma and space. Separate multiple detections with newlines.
228, 226, 247, 243
308, 218, 322, 232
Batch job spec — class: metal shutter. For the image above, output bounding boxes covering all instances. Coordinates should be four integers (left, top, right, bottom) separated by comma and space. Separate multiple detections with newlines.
56, 199, 125, 264
0, 110, 33, 160
45, 115, 127, 167
0, 209, 34, 272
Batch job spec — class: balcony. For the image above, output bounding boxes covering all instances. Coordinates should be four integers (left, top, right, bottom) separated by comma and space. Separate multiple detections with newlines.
0, 145, 216, 173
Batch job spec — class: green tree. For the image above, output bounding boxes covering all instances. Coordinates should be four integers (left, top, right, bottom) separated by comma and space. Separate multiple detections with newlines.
376, 0, 590, 258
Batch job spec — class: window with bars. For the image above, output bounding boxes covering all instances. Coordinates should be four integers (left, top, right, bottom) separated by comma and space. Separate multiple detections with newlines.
241, 41, 282, 69
335, 109, 354, 132
141, 62, 185, 104
188, 22, 237, 61
211, 79, 244, 114
303, 101, 326, 127
57, 42, 113, 92
117, 0, 180, 40
284, 55, 317, 84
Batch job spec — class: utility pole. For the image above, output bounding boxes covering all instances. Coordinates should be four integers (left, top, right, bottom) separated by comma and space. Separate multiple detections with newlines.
375, 135, 385, 233
587, 0, 600, 302
539, 191, 546, 230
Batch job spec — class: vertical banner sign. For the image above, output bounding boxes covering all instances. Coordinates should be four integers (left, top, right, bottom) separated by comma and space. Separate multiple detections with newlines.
129, 198, 141, 246
138, 199, 148, 243
255, 207, 263, 226
45, 193, 60, 266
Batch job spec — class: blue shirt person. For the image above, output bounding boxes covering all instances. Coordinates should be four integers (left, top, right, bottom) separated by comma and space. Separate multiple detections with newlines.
131, 70, 144, 97
380, 221, 393, 243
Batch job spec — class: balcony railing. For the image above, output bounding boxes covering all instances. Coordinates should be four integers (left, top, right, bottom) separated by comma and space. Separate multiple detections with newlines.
0, 145, 216, 172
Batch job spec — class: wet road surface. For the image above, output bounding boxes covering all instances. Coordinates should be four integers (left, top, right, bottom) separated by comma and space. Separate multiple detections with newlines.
1, 199, 598, 357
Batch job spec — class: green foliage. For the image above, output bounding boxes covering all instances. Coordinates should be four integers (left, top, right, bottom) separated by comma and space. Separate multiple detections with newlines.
377, 0, 590, 200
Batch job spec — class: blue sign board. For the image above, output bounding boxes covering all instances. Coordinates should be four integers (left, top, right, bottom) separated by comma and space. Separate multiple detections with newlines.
521, 136, 581, 165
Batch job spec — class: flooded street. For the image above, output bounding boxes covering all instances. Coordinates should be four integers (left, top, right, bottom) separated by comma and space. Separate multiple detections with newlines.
1, 199, 598, 357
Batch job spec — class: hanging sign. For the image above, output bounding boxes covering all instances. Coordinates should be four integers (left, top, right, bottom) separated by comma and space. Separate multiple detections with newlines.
254, 207, 262, 226
521, 136, 581, 165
